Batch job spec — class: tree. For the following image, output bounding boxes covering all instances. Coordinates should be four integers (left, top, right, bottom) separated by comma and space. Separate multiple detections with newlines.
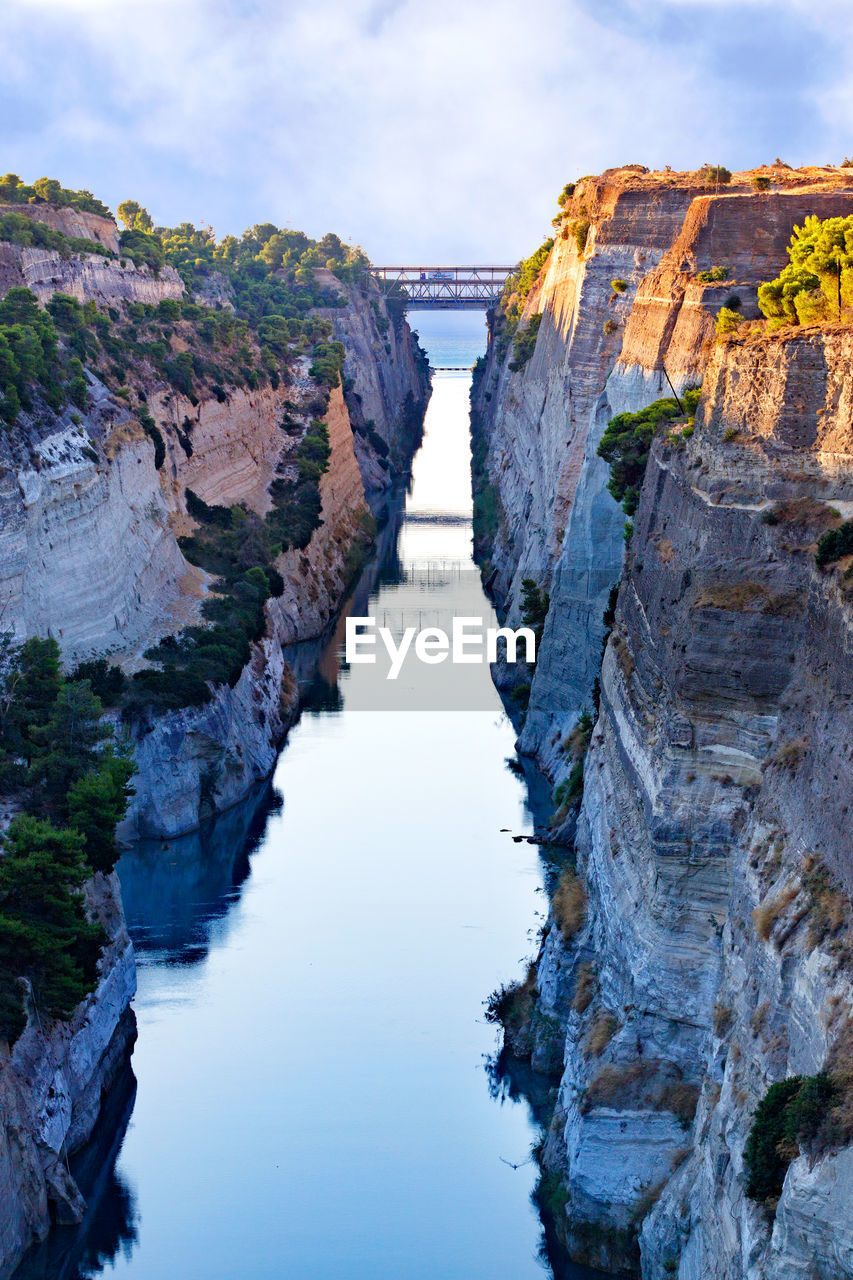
8, 637, 61, 763
0, 814, 104, 1044
117, 199, 153, 233
33, 177, 63, 204
67, 750, 136, 874
28, 679, 110, 810
758, 214, 853, 326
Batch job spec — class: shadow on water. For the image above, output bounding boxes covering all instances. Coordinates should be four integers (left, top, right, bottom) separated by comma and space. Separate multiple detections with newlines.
485, 1051, 611, 1280
117, 780, 281, 962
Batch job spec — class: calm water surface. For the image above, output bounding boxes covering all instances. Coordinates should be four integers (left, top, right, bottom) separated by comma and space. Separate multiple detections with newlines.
20, 312, 607, 1280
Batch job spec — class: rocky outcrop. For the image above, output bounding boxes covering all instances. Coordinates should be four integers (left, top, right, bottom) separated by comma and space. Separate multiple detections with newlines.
0, 874, 135, 1279
479, 169, 853, 1277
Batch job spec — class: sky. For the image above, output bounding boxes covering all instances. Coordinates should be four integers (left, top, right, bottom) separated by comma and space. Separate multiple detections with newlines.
3, 0, 853, 262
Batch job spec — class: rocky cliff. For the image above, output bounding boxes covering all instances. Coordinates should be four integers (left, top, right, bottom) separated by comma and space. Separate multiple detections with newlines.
0, 203, 428, 837
0, 873, 135, 1278
478, 167, 853, 1277
0, 197, 428, 1276
472, 163, 853, 775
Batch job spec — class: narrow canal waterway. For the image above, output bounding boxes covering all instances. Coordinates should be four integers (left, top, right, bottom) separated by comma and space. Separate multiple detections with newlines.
19, 314, 604, 1280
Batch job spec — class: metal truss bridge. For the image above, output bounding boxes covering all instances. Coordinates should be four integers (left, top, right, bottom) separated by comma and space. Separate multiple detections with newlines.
369, 265, 516, 309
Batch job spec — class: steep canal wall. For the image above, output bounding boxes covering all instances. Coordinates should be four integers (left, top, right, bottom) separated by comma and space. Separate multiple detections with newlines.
475, 164, 853, 1278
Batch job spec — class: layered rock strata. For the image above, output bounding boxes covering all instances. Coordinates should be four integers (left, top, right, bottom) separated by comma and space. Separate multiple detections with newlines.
478, 168, 853, 1277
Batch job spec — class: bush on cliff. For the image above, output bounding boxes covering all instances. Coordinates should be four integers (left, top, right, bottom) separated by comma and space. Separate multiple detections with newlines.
597, 390, 701, 514
520, 578, 550, 651
758, 214, 853, 327
0, 288, 104, 425
509, 314, 542, 371
715, 306, 742, 336
815, 519, 853, 569
744, 1075, 836, 1204
699, 165, 732, 184
499, 240, 553, 340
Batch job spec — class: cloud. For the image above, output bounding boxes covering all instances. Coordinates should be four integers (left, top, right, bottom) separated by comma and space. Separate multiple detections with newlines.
2, 0, 851, 260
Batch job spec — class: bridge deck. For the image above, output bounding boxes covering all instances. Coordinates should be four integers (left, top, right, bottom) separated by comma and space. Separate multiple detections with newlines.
370, 265, 516, 309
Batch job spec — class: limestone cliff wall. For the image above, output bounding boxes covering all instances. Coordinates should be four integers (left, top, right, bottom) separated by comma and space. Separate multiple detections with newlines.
472, 166, 853, 778
0, 207, 427, 1274
0, 873, 135, 1279
127, 378, 374, 836
482, 169, 853, 1278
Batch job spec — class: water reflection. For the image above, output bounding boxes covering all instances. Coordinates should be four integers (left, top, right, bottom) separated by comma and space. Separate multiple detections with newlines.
14, 313, 613, 1280
14, 1068, 138, 1280
118, 782, 280, 962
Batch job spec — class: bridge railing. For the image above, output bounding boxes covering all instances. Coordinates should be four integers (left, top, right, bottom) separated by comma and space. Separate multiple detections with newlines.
369, 265, 517, 309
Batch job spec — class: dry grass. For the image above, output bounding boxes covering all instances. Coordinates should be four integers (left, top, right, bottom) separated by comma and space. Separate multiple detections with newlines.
572, 961, 598, 1014
563, 712, 593, 761
655, 537, 674, 562
584, 1011, 619, 1057
767, 497, 841, 532
771, 738, 809, 772
823, 1021, 853, 1147
803, 858, 849, 950
553, 865, 587, 942
753, 884, 798, 941
583, 1060, 700, 1125
713, 1002, 733, 1037
630, 1178, 667, 1225
612, 634, 635, 680
694, 581, 766, 611
750, 999, 770, 1033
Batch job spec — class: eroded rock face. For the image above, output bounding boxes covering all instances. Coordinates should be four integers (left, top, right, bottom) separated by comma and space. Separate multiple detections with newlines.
0, 874, 136, 1279
478, 169, 853, 1277
472, 166, 853, 779
0, 206, 429, 1274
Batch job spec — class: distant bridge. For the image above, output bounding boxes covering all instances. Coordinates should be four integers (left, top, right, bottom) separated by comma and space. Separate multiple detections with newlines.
369, 266, 516, 309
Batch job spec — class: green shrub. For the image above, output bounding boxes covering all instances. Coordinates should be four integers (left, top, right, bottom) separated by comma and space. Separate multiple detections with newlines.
611, 278, 628, 293
744, 1075, 835, 1203
758, 214, 853, 326
67, 750, 135, 873
715, 307, 742, 336
520, 578, 550, 650
753, 176, 771, 192
118, 228, 165, 273
0, 639, 137, 1043
815, 520, 853, 568
598, 389, 701, 514
499, 240, 553, 336
509, 313, 541, 371
553, 759, 584, 810
70, 658, 127, 706
0, 173, 110, 216
0, 211, 112, 261
570, 216, 591, 254
138, 405, 165, 469
700, 165, 732, 184
697, 265, 730, 283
